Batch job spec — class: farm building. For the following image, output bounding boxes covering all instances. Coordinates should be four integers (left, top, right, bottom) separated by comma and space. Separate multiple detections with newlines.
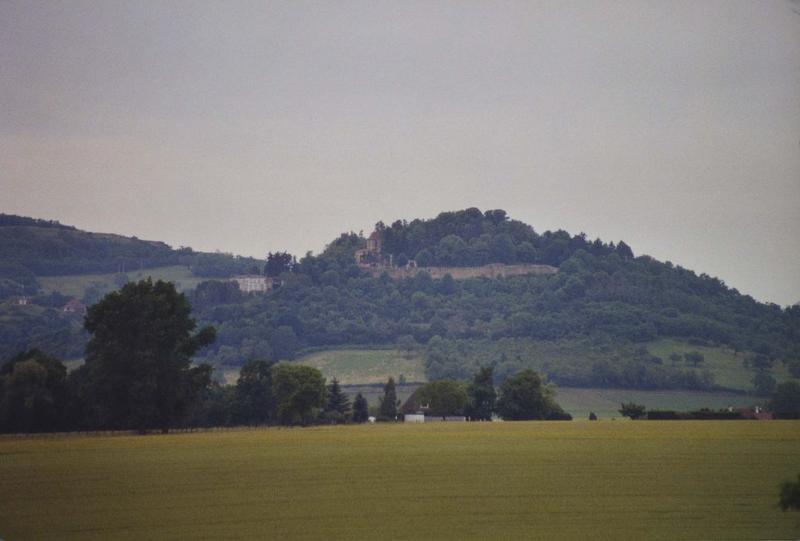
62, 298, 86, 314
231, 275, 273, 293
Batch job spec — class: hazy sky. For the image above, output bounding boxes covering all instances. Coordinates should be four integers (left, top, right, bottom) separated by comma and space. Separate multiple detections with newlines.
2, 1, 798, 305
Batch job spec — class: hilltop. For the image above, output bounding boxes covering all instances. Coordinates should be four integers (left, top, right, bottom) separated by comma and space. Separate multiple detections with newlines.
1, 208, 798, 393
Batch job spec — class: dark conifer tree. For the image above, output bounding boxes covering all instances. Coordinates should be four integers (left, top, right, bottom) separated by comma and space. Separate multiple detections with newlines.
379, 377, 398, 420
352, 393, 369, 423
327, 377, 350, 416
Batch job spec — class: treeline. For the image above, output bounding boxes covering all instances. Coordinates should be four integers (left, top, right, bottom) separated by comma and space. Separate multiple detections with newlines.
0, 348, 369, 433
401, 367, 571, 421
194, 242, 798, 389
0, 214, 261, 283
377, 208, 633, 267
0, 349, 571, 433
0, 214, 75, 229
3, 209, 799, 393
423, 337, 717, 391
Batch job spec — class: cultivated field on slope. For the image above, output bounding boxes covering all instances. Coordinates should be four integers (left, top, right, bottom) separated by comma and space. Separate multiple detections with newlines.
1, 422, 798, 540
648, 338, 794, 391
296, 348, 427, 385
341, 384, 762, 418
300, 339, 788, 394
38, 265, 204, 298
553, 387, 762, 419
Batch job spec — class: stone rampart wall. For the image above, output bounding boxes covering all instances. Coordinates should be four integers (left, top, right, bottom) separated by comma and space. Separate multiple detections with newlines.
364, 263, 558, 280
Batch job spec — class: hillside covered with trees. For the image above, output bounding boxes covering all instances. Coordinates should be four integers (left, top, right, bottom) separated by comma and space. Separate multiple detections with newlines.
1, 209, 798, 394
0, 213, 261, 286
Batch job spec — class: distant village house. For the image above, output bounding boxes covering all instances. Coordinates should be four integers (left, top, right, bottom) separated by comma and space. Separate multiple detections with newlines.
62, 298, 86, 314
231, 275, 274, 294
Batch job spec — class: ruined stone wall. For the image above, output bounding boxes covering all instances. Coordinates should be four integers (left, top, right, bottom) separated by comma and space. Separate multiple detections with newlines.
365, 262, 558, 280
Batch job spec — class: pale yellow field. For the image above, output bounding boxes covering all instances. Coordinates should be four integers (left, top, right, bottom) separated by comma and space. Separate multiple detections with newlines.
1, 421, 798, 540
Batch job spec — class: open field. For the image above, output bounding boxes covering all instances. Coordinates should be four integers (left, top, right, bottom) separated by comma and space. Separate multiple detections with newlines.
38, 265, 204, 298
554, 387, 762, 419
296, 348, 427, 385
648, 338, 794, 391
299, 339, 787, 394
1, 422, 798, 540
344, 384, 763, 418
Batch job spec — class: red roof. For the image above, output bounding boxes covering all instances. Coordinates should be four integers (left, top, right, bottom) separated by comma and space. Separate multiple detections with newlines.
63, 299, 85, 312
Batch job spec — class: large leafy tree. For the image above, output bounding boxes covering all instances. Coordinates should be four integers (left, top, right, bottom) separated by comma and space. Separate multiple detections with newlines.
417, 379, 469, 417
496, 369, 568, 420
0, 349, 68, 433
467, 365, 496, 421
768, 381, 800, 419
271, 364, 326, 425
83, 279, 215, 432
264, 251, 295, 277
235, 359, 275, 425
619, 402, 647, 420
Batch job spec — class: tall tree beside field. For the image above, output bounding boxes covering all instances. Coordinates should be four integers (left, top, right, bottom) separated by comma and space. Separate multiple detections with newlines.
0, 349, 68, 433
466, 365, 496, 420
619, 402, 647, 420
83, 279, 216, 433
323, 377, 350, 423
271, 364, 326, 425
379, 377, 399, 420
768, 381, 800, 419
496, 369, 569, 421
417, 379, 468, 417
352, 393, 369, 423
235, 359, 275, 425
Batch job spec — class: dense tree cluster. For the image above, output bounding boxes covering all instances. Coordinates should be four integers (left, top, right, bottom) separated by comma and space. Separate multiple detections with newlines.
2, 209, 798, 396
495, 369, 571, 420
0, 215, 260, 300
192, 232, 796, 390
0, 281, 372, 433
377, 208, 633, 267
768, 381, 800, 419
0, 304, 86, 360
401, 366, 567, 421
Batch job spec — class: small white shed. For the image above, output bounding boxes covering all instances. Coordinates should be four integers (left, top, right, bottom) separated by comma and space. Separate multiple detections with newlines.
404, 414, 425, 423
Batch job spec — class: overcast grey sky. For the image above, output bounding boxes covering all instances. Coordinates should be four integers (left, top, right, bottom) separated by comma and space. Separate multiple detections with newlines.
1, 1, 798, 305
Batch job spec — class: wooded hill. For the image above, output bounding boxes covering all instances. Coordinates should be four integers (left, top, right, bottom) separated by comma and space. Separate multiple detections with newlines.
1, 209, 798, 392
0, 214, 261, 294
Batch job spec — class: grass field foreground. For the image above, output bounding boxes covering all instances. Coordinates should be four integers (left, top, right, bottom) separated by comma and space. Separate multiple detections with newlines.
1, 421, 798, 540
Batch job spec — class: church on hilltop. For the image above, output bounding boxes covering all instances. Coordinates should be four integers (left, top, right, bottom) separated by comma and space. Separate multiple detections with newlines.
354, 230, 393, 268
353, 228, 558, 280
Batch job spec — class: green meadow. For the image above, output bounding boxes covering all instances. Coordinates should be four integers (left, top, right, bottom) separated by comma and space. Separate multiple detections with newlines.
554, 387, 761, 419
38, 265, 203, 298
296, 348, 427, 385
1, 421, 798, 540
